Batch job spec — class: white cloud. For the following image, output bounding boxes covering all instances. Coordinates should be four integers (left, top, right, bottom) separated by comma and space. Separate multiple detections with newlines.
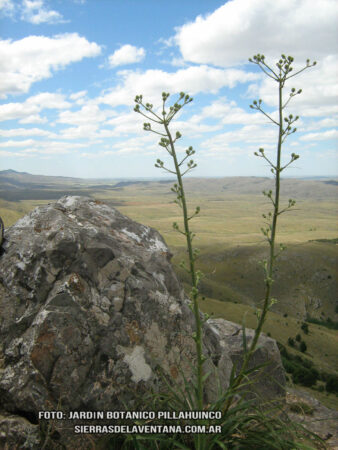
170, 119, 221, 138
0, 0, 14, 15
0, 127, 56, 138
300, 129, 338, 141
0, 0, 64, 23
0, 33, 101, 97
0, 150, 31, 157
69, 90, 87, 100
57, 102, 115, 126
197, 97, 267, 126
19, 114, 48, 124
252, 55, 338, 118
201, 124, 276, 150
79, 135, 157, 158
58, 124, 100, 140
108, 45, 146, 67
99, 65, 260, 107
169, 57, 187, 67
111, 135, 156, 155
174, 0, 338, 67
20, 0, 63, 24
0, 139, 89, 158
0, 93, 70, 122
27, 92, 71, 109
105, 112, 144, 136
300, 117, 338, 132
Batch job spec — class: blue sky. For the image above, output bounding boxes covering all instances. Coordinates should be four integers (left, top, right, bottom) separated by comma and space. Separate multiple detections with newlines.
0, 0, 337, 179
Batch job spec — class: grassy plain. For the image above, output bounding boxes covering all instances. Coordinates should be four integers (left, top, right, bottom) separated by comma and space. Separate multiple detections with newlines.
1, 174, 337, 407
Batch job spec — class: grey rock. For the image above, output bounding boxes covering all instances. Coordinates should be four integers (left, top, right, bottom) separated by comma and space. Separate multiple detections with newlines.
0, 412, 40, 449
0, 196, 286, 448
208, 319, 286, 403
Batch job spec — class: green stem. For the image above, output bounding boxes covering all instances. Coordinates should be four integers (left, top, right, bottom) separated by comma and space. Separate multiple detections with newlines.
224, 79, 284, 411
252, 80, 283, 347
163, 122, 204, 413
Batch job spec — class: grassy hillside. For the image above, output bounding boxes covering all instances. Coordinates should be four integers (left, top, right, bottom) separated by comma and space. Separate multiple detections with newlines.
197, 295, 338, 409
173, 241, 337, 320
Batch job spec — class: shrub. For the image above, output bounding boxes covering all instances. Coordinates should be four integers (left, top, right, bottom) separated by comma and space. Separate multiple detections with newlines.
326, 375, 338, 394
307, 317, 338, 330
301, 322, 309, 334
288, 337, 295, 347
292, 367, 317, 387
300, 341, 307, 353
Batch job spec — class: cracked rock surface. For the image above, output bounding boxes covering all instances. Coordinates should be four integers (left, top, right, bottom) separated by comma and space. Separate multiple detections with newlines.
0, 196, 285, 448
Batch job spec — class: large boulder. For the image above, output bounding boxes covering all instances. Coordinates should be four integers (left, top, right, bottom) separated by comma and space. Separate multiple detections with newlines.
0, 196, 285, 448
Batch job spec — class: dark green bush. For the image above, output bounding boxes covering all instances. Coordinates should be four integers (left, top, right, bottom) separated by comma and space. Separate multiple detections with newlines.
307, 317, 338, 330
300, 341, 307, 353
280, 344, 320, 388
292, 367, 317, 387
326, 375, 338, 393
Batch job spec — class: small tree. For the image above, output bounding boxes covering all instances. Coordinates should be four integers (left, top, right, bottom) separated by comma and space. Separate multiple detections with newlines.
288, 337, 295, 347
300, 341, 307, 353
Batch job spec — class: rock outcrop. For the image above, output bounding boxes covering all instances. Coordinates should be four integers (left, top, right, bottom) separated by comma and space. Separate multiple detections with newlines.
0, 196, 285, 448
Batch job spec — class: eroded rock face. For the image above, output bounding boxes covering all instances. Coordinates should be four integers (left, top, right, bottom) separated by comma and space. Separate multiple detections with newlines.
0, 196, 285, 448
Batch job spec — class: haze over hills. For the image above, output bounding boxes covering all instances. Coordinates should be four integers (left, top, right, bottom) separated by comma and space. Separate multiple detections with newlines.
0, 170, 337, 201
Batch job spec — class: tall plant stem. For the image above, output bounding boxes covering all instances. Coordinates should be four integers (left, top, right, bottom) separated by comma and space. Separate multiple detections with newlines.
224, 54, 316, 412
250, 83, 283, 352
134, 92, 204, 438
164, 122, 204, 412
247, 82, 283, 356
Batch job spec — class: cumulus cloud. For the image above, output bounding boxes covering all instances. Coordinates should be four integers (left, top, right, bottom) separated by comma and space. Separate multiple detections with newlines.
99, 65, 260, 107
250, 55, 338, 118
57, 102, 115, 126
0, 33, 101, 97
0, 139, 37, 148
105, 112, 145, 136
201, 124, 276, 150
69, 90, 87, 101
0, 93, 70, 122
174, 0, 338, 66
0, 0, 65, 23
19, 115, 48, 124
300, 129, 338, 141
20, 0, 63, 24
0, 139, 88, 158
196, 97, 268, 126
0, 0, 14, 15
108, 45, 146, 67
0, 127, 56, 138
